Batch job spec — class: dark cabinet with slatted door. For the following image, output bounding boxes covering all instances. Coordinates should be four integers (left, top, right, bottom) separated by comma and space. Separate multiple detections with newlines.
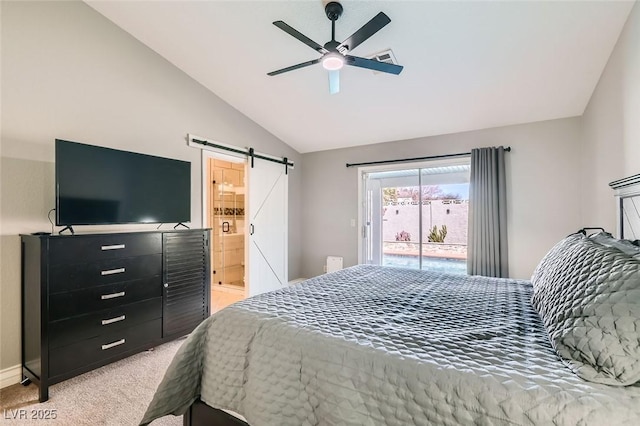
162, 230, 210, 339
20, 229, 210, 402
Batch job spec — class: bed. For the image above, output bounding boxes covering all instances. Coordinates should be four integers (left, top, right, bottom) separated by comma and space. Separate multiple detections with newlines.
140, 177, 640, 426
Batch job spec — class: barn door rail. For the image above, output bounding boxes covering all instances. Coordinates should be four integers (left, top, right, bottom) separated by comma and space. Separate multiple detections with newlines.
188, 134, 294, 174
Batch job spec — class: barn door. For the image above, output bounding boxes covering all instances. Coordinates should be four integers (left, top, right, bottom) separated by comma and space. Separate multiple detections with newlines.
247, 160, 288, 296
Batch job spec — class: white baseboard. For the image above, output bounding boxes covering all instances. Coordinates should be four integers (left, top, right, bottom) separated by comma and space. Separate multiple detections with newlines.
0, 364, 22, 389
288, 278, 306, 285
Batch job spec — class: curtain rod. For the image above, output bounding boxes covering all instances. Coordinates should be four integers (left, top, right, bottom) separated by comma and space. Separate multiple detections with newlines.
345, 146, 511, 168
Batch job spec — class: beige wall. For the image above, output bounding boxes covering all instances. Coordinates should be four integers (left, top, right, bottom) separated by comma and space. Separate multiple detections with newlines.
581, 2, 640, 231
301, 118, 583, 280
382, 202, 469, 246
0, 1, 302, 371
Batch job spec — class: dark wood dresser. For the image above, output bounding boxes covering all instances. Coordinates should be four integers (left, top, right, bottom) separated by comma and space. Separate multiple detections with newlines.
20, 229, 210, 402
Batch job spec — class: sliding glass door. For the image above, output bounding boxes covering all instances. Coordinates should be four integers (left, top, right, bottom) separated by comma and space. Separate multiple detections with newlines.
362, 161, 470, 274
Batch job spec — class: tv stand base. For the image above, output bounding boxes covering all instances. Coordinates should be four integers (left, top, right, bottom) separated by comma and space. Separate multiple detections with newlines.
58, 225, 75, 235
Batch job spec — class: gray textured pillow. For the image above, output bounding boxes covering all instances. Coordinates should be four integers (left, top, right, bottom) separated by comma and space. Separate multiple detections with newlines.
531, 234, 640, 386
589, 231, 640, 258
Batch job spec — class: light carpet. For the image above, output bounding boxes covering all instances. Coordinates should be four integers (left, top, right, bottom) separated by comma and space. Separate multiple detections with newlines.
0, 338, 185, 426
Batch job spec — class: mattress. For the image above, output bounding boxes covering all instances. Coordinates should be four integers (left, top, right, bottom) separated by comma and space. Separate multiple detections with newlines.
140, 265, 640, 425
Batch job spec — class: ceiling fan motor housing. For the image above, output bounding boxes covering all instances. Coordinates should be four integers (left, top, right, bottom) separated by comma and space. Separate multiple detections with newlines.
324, 40, 340, 52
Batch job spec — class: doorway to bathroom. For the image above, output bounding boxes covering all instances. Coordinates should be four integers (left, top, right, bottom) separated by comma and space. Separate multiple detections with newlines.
206, 156, 246, 312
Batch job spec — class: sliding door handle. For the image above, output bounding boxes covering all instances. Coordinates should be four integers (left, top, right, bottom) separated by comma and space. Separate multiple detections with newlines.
222, 222, 230, 233
250, 224, 254, 235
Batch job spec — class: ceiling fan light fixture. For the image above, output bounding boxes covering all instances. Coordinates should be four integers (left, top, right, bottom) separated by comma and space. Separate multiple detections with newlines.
322, 53, 344, 70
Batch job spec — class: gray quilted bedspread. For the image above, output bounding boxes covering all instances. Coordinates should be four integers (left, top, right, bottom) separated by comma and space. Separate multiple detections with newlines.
140, 265, 640, 425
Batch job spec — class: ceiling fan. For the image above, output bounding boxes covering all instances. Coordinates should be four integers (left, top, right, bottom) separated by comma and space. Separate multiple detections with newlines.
267, 1, 404, 94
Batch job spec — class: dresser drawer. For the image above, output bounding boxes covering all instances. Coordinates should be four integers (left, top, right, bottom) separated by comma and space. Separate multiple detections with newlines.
49, 276, 161, 320
49, 298, 162, 349
49, 254, 161, 293
49, 233, 161, 265
49, 318, 161, 378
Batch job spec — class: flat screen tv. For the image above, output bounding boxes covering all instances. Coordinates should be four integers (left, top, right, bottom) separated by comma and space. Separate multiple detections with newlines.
55, 139, 191, 227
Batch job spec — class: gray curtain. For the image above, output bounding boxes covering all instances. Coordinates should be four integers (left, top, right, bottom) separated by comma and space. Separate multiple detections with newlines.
467, 146, 508, 277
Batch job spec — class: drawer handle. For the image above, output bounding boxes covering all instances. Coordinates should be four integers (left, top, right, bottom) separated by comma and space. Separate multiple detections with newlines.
101, 244, 125, 251
101, 315, 126, 326
101, 291, 125, 300
101, 268, 125, 276
101, 339, 125, 350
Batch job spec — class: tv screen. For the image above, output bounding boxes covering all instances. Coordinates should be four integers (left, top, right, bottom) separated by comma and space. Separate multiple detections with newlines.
55, 139, 191, 226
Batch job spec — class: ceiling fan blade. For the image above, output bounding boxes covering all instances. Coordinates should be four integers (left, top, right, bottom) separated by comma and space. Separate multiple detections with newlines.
267, 58, 321, 76
345, 55, 404, 75
337, 12, 391, 53
328, 70, 340, 94
273, 21, 328, 54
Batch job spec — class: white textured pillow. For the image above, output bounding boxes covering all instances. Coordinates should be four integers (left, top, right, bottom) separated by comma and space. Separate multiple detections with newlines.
531, 234, 640, 385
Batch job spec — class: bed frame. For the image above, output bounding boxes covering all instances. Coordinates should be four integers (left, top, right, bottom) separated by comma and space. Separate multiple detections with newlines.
182, 174, 640, 426
610, 174, 640, 239
183, 399, 249, 426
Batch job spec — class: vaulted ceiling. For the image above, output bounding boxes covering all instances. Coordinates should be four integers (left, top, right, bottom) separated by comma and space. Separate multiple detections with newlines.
86, 1, 634, 153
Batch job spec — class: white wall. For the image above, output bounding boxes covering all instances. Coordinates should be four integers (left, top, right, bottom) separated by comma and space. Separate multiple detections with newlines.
301, 118, 582, 280
0, 1, 302, 371
581, 2, 640, 231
